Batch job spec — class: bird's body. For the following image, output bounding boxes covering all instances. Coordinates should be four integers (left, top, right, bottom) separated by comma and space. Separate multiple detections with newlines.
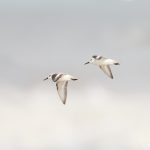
84, 55, 120, 79
44, 73, 78, 104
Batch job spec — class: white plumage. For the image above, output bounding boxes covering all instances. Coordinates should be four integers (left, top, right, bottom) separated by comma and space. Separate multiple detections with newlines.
44, 73, 78, 104
84, 55, 120, 79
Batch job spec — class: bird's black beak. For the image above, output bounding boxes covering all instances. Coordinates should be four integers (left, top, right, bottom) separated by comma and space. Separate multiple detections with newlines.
84, 62, 89, 65
43, 77, 48, 81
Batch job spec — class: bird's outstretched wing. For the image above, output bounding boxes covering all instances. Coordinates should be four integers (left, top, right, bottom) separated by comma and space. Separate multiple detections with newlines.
56, 81, 68, 104
99, 65, 113, 79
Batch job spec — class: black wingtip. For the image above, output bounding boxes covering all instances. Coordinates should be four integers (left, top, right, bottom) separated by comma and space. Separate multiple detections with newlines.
110, 75, 113, 79
62, 100, 66, 105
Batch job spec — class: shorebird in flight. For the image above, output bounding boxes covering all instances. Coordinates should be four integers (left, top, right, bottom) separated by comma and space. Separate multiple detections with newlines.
44, 73, 78, 104
84, 55, 120, 79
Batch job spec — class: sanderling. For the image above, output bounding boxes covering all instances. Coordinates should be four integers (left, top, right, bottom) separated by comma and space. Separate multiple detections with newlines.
44, 73, 78, 104
84, 55, 120, 79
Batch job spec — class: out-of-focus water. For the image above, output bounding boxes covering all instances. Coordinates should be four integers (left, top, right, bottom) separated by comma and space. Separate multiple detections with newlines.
0, 84, 150, 150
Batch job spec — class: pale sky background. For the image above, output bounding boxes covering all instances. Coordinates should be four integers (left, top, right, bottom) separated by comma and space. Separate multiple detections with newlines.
0, 0, 150, 150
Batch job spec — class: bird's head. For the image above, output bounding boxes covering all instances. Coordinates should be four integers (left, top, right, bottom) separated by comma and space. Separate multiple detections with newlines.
84, 55, 97, 65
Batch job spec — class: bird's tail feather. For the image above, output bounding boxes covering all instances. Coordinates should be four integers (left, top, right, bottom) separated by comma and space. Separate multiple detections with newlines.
71, 78, 78, 81
114, 62, 120, 65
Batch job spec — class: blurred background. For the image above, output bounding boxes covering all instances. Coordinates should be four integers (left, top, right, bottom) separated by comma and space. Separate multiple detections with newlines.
0, 0, 150, 149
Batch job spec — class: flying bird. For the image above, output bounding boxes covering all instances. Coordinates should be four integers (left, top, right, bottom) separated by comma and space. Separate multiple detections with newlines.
84, 55, 120, 79
44, 73, 78, 104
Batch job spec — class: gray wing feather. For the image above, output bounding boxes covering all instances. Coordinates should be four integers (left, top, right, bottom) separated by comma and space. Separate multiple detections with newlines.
99, 65, 113, 79
56, 81, 68, 104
